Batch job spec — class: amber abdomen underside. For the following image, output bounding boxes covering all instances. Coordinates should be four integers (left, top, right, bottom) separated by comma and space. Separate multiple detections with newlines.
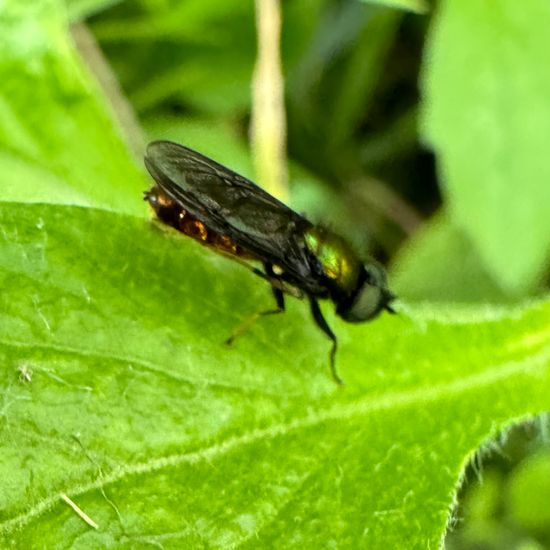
146, 185, 255, 259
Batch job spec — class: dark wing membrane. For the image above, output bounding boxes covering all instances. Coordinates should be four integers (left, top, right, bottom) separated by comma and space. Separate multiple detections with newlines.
145, 141, 313, 280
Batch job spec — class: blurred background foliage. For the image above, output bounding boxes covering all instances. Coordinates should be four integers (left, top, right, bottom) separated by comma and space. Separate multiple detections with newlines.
2, 0, 549, 546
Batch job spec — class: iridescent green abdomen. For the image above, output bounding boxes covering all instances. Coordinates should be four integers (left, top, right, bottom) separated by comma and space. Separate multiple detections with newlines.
304, 226, 361, 294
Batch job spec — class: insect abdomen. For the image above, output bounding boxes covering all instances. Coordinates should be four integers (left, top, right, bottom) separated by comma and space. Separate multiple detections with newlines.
145, 185, 255, 258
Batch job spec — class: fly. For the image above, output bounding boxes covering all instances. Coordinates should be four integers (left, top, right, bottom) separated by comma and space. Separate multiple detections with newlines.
144, 141, 396, 384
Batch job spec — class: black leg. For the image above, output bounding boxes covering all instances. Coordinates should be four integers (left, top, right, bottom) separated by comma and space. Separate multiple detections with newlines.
309, 296, 342, 385
225, 263, 285, 345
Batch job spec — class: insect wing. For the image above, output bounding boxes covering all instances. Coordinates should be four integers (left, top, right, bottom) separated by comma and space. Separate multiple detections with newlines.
145, 141, 313, 279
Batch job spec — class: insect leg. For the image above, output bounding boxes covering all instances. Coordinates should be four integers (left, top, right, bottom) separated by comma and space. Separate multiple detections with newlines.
263, 262, 286, 309
225, 263, 285, 345
308, 297, 343, 385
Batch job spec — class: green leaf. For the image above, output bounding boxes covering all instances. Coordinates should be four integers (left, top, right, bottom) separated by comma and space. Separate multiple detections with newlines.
0, 0, 146, 216
1, 202, 549, 548
65, 0, 122, 22
91, 0, 253, 43
91, 0, 328, 117
143, 115, 255, 181
507, 452, 550, 534
421, 0, 550, 294
391, 211, 511, 303
360, 0, 429, 14
327, 9, 401, 147
91, 1, 256, 116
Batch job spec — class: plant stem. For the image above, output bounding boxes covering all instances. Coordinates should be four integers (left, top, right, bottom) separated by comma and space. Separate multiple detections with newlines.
71, 23, 145, 159
251, 0, 288, 200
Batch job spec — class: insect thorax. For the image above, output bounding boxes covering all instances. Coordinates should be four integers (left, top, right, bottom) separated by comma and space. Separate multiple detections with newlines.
303, 226, 362, 295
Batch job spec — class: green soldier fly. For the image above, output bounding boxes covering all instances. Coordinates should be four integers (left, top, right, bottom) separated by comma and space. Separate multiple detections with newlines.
144, 140, 395, 384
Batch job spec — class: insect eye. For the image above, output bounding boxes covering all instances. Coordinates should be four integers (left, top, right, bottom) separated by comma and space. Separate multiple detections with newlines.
343, 284, 384, 323
337, 262, 395, 323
